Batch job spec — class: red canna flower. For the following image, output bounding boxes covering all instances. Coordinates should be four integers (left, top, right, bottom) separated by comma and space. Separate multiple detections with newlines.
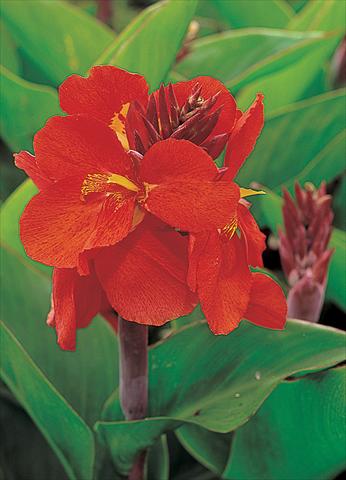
16, 65, 286, 349
188, 94, 287, 334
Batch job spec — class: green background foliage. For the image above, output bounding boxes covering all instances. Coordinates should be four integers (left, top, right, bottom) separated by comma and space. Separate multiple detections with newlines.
0, 0, 345, 479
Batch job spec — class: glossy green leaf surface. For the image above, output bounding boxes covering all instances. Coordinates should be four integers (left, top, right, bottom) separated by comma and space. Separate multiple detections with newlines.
96, 319, 345, 474
288, 0, 346, 31
0, 20, 21, 75
97, 0, 197, 90
176, 29, 325, 87
225, 367, 346, 479
1, 0, 114, 86
0, 66, 60, 151
237, 90, 345, 191
176, 425, 232, 476
213, 0, 293, 29
0, 322, 94, 480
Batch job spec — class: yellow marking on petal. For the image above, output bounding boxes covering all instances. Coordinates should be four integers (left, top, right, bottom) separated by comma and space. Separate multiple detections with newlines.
222, 216, 238, 239
81, 172, 138, 199
240, 187, 266, 198
110, 103, 130, 150
108, 173, 139, 192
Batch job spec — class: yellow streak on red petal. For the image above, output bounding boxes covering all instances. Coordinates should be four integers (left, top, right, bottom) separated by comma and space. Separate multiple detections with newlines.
81, 172, 139, 199
109, 103, 130, 150
222, 215, 238, 239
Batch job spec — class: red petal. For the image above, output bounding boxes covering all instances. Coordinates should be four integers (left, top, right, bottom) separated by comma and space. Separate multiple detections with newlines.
20, 176, 135, 268
48, 267, 103, 350
34, 115, 132, 182
14, 151, 51, 190
171, 76, 237, 140
224, 94, 264, 180
59, 66, 148, 125
245, 272, 287, 329
140, 139, 240, 231
192, 232, 253, 334
238, 203, 266, 267
95, 216, 197, 325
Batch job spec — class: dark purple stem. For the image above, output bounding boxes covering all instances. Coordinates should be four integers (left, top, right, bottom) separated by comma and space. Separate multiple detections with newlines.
118, 317, 148, 479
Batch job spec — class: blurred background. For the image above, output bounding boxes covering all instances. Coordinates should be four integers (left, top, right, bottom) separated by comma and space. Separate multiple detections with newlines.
0, 0, 345, 479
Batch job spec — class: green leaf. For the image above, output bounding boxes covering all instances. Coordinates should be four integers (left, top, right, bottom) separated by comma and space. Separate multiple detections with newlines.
0, 182, 119, 426
0, 20, 21, 74
224, 367, 346, 479
288, 0, 346, 31
237, 90, 345, 191
213, 0, 293, 29
253, 190, 346, 310
328, 229, 346, 310
0, 66, 60, 151
0, 321, 94, 480
96, 0, 198, 90
95, 319, 345, 474
147, 435, 170, 480
235, 32, 341, 112
176, 29, 325, 88
175, 28, 340, 111
1, 0, 114, 86
176, 425, 232, 476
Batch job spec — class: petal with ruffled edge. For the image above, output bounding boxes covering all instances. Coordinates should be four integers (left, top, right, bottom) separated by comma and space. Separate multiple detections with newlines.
170, 76, 237, 140
20, 176, 136, 268
14, 151, 52, 191
245, 272, 287, 329
140, 139, 240, 232
34, 115, 133, 182
190, 231, 253, 334
224, 94, 264, 181
95, 216, 197, 325
59, 66, 149, 146
238, 203, 266, 267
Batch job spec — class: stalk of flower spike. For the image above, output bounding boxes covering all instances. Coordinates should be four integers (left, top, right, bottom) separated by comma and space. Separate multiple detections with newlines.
118, 317, 148, 479
279, 182, 334, 323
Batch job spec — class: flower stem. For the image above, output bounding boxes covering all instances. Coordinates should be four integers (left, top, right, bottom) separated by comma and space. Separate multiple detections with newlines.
118, 317, 148, 479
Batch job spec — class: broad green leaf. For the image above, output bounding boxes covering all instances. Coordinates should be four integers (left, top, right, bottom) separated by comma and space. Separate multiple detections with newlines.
288, 0, 346, 31
235, 32, 341, 112
0, 322, 94, 480
1, 0, 114, 86
0, 66, 60, 151
0, 20, 21, 74
287, 0, 309, 14
96, 0, 198, 90
225, 367, 346, 479
175, 29, 340, 111
147, 435, 169, 480
0, 182, 119, 426
254, 190, 346, 310
176, 425, 232, 476
95, 319, 345, 474
176, 29, 326, 89
213, 0, 293, 29
237, 90, 345, 191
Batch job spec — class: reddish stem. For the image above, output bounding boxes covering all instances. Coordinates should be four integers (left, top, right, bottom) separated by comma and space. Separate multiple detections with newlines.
118, 317, 148, 479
